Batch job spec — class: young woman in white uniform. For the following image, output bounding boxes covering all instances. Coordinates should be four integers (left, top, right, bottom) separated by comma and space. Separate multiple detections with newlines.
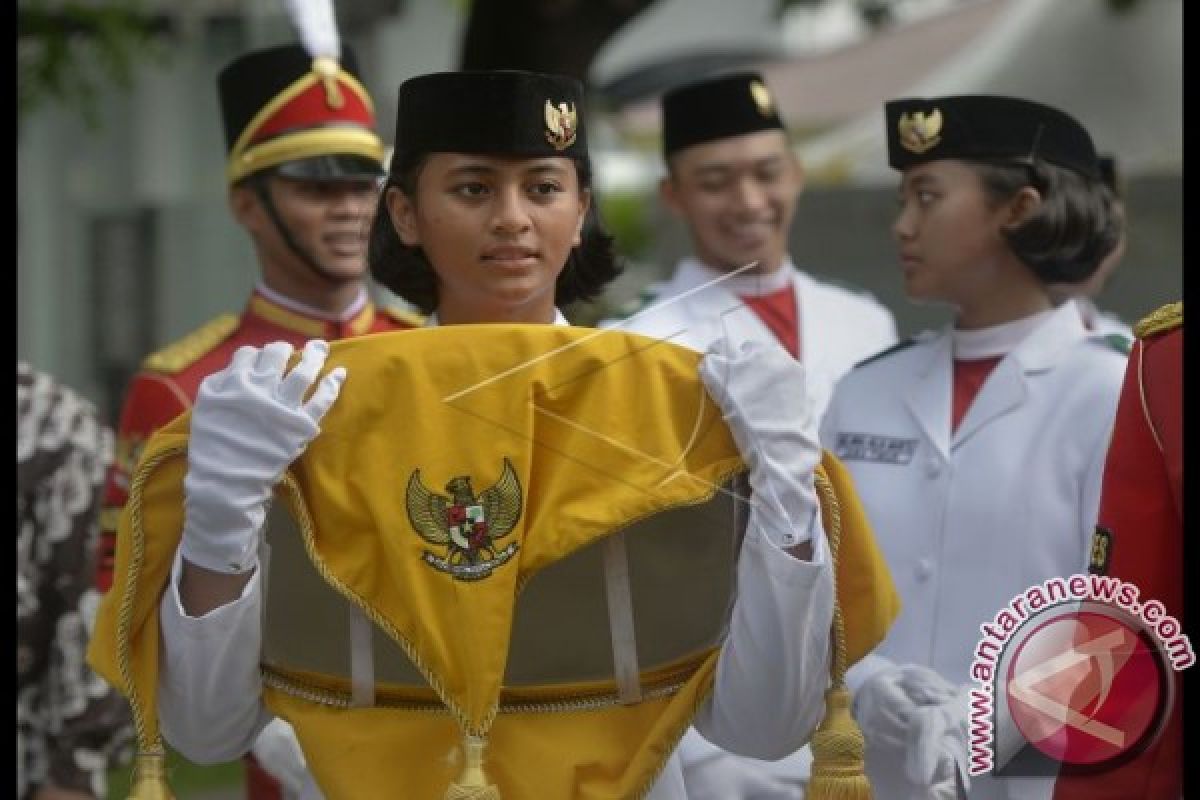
150, 70, 837, 799
820, 96, 1128, 800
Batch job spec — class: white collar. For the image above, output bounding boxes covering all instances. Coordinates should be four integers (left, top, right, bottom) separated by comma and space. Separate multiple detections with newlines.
677, 257, 796, 297
424, 309, 570, 327
254, 281, 368, 323
952, 308, 1056, 360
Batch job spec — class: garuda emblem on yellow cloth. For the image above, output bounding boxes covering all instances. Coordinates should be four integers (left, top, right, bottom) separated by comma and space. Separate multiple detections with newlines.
406, 457, 523, 581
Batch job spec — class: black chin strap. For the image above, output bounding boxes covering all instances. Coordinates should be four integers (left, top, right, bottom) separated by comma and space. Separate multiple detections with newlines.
252, 174, 340, 284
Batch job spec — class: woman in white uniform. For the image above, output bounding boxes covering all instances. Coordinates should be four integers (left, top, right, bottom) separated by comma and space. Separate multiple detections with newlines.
152, 70, 836, 799
820, 96, 1128, 800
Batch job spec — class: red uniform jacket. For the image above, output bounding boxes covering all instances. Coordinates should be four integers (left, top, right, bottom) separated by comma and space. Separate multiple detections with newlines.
1055, 303, 1182, 799
98, 290, 422, 588
96, 291, 420, 799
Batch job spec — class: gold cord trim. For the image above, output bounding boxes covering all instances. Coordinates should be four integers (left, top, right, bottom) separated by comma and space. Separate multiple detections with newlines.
1135, 341, 1165, 454
815, 471, 848, 684
119, 446, 188, 754
227, 128, 384, 185
228, 67, 376, 169
262, 664, 695, 714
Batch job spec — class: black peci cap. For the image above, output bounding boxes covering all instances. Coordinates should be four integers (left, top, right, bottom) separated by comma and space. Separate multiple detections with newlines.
390, 70, 588, 169
1097, 154, 1121, 197
884, 95, 1101, 180
660, 72, 787, 158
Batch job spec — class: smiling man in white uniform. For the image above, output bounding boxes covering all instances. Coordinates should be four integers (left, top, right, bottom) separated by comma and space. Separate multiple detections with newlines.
603, 71, 900, 799
603, 72, 898, 422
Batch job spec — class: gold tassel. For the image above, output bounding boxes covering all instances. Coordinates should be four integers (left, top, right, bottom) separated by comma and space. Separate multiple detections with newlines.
126, 751, 175, 800
444, 733, 501, 800
808, 687, 872, 800
312, 56, 345, 109
808, 473, 872, 800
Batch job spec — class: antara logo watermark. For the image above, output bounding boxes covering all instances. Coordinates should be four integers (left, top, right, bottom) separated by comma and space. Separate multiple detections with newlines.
968, 574, 1193, 777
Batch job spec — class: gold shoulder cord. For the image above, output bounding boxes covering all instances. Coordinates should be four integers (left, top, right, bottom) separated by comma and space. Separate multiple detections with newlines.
1133, 301, 1182, 341
141, 315, 239, 375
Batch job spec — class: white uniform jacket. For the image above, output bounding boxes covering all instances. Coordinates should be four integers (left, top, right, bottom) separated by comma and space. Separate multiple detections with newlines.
602, 258, 898, 421
819, 303, 1127, 680
820, 303, 1128, 799
155, 315, 836, 800
601, 258, 894, 795
1074, 297, 1133, 341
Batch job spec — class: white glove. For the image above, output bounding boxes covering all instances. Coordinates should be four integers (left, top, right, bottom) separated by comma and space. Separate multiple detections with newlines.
251, 718, 314, 798
855, 665, 969, 799
698, 338, 822, 549
181, 340, 345, 573
906, 688, 970, 800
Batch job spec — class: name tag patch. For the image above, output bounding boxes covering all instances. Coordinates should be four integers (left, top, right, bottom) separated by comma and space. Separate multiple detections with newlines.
835, 432, 919, 465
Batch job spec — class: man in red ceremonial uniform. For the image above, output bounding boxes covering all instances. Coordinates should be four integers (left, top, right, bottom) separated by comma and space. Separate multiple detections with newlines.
1055, 301, 1183, 799
96, 41, 420, 800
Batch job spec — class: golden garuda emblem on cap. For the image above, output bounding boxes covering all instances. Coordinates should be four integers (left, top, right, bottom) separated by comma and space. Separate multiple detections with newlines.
897, 108, 943, 154
406, 458, 523, 581
749, 80, 774, 116
544, 100, 578, 150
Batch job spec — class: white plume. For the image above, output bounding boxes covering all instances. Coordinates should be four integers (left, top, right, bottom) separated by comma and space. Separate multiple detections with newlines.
282, 0, 341, 60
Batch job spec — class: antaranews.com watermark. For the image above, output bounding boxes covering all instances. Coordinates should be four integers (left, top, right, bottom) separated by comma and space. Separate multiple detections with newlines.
968, 573, 1193, 775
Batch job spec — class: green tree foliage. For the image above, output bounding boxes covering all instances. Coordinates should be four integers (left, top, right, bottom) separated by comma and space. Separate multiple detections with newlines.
18, 0, 170, 129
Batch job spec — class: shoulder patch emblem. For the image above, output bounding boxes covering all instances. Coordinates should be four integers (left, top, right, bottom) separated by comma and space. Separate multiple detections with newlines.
382, 305, 426, 328
1088, 525, 1113, 575
1133, 301, 1182, 340
853, 337, 918, 370
141, 315, 239, 375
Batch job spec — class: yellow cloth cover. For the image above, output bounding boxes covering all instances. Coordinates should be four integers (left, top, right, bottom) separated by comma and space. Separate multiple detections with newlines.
88, 325, 899, 799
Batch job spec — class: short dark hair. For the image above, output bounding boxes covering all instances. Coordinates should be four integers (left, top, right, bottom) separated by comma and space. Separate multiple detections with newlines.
367, 155, 622, 314
968, 159, 1122, 285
